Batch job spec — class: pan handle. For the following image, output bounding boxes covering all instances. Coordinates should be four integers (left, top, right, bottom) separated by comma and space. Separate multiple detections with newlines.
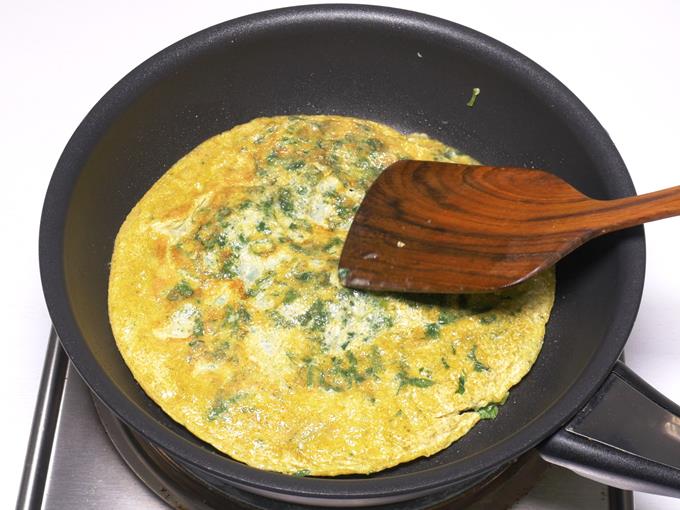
538, 361, 680, 497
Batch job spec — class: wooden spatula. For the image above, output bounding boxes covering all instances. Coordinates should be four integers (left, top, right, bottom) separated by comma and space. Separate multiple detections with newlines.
338, 160, 680, 293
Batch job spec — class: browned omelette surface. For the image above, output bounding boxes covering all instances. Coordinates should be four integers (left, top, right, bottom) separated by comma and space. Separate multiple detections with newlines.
109, 115, 555, 476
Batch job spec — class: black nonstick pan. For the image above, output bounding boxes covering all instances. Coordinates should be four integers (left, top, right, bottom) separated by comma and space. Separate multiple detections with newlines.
39, 4, 680, 506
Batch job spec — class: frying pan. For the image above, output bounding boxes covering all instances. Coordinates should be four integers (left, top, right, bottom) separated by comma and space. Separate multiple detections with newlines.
39, 4, 680, 506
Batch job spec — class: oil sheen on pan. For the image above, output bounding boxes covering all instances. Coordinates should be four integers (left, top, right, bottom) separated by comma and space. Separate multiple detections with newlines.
108, 115, 555, 476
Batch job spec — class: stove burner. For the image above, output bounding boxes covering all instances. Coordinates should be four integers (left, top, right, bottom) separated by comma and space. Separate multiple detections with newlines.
94, 398, 548, 510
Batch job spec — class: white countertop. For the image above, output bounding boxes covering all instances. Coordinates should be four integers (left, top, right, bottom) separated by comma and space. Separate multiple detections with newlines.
2, 1, 679, 509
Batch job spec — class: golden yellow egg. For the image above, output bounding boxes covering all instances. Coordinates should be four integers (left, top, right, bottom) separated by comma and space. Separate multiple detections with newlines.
109, 115, 555, 476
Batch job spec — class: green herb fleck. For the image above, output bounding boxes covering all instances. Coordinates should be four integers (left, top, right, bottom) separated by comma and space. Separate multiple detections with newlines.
286, 160, 305, 171
322, 237, 343, 252
441, 357, 450, 369
194, 225, 228, 250
438, 310, 460, 325
193, 317, 204, 337
338, 267, 350, 284
468, 345, 489, 372
466, 87, 481, 107
293, 469, 311, 477
269, 310, 292, 328
246, 271, 275, 297
335, 203, 354, 219
318, 370, 345, 392
278, 188, 295, 216
260, 196, 274, 217
167, 280, 194, 301
298, 299, 329, 331
370, 313, 394, 332
457, 373, 466, 394
221, 253, 240, 279
367, 346, 384, 378
282, 289, 300, 304
480, 314, 497, 325
295, 271, 313, 282
210, 341, 231, 360
207, 392, 247, 421
316, 272, 331, 287
424, 323, 440, 339
396, 371, 435, 393
306, 362, 315, 387
215, 207, 232, 226
256, 221, 270, 233
365, 137, 384, 151
224, 304, 251, 334
266, 151, 279, 165
334, 351, 366, 387
477, 404, 499, 420
238, 200, 253, 210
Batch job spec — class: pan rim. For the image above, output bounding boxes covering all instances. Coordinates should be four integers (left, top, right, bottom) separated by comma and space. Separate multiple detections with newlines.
38, 3, 645, 501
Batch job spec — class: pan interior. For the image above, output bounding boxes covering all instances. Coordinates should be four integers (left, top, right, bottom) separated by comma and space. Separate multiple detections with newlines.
49, 5, 643, 499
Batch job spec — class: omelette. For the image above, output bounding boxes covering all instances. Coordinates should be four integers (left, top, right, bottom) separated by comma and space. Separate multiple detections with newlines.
109, 115, 555, 476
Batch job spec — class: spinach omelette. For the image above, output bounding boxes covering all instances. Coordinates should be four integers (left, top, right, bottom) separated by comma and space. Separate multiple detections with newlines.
108, 115, 555, 476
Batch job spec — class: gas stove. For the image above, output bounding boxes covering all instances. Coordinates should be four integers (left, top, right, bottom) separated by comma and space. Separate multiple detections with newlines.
17, 331, 633, 509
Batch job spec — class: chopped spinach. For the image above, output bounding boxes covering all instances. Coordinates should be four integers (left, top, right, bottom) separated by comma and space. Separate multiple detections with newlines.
477, 404, 499, 420
224, 304, 251, 335
295, 271, 313, 282
337, 267, 350, 284
286, 160, 305, 171
366, 345, 383, 378
456, 373, 466, 394
167, 280, 194, 301
298, 299, 329, 331
438, 310, 460, 325
210, 340, 231, 360
266, 151, 280, 165
365, 137, 384, 151
424, 323, 440, 339
306, 361, 315, 387
282, 289, 299, 304
220, 253, 240, 279
194, 225, 228, 250
207, 392, 247, 420
396, 370, 435, 393
466, 87, 481, 108
278, 188, 295, 216
246, 271, 275, 297
318, 371, 345, 392
215, 207, 232, 226
331, 351, 365, 388
256, 221, 270, 233
322, 237, 343, 252
370, 313, 394, 332
268, 310, 293, 328
480, 314, 497, 325
468, 345, 489, 372
193, 316, 204, 337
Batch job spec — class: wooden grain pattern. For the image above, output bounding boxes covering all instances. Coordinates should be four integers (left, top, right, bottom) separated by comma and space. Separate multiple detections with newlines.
338, 160, 680, 293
